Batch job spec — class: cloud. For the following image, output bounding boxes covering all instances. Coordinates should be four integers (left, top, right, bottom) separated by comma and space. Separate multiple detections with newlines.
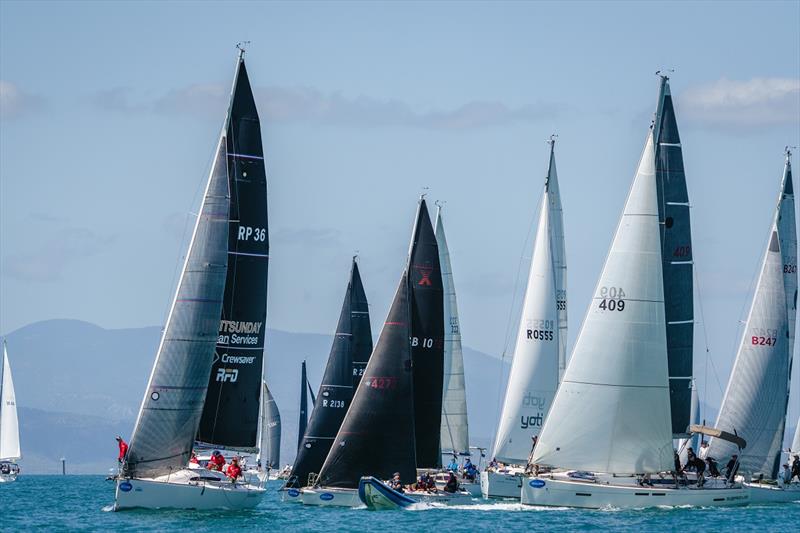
0, 80, 44, 120
679, 77, 800, 128
96, 83, 558, 129
3, 228, 115, 282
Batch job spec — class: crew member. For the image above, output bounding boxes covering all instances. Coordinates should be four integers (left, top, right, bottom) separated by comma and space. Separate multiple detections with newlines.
791, 454, 800, 483
388, 472, 404, 493
444, 471, 459, 493
725, 454, 740, 483
463, 459, 478, 481
226, 457, 242, 482
116, 436, 128, 463
189, 452, 199, 465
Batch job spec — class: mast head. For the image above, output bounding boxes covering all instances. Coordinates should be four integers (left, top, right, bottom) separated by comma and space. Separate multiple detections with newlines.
786, 145, 796, 161
236, 41, 251, 60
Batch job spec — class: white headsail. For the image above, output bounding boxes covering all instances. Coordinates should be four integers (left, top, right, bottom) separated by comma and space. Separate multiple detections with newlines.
436, 206, 470, 456
0, 341, 21, 462
710, 153, 796, 478
492, 140, 565, 465
532, 134, 674, 475
792, 418, 800, 454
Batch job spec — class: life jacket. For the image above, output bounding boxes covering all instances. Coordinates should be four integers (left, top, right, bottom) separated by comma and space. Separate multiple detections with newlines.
227, 464, 242, 479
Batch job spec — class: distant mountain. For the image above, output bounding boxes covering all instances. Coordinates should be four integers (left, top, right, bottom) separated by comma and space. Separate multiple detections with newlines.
4, 319, 510, 473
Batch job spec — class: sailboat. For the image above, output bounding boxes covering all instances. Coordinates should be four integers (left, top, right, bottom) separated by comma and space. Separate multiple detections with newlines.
283, 259, 373, 502
521, 76, 748, 509
708, 149, 799, 503
114, 47, 268, 510
243, 380, 281, 484
0, 340, 21, 483
435, 205, 479, 495
301, 198, 447, 507
482, 137, 566, 500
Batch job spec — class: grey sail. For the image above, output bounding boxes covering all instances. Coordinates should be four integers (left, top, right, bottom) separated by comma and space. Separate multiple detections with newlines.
259, 381, 281, 469
124, 136, 230, 478
653, 75, 694, 437
710, 227, 789, 478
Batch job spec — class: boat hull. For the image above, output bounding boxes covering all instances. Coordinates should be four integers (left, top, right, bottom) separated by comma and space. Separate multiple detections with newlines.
520, 476, 749, 509
359, 476, 416, 510
279, 487, 304, 503
114, 470, 266, 511
300, 486, 361, 507
0, 473, 17, 483
746, 482, 800, 503
480, 470, 523, 499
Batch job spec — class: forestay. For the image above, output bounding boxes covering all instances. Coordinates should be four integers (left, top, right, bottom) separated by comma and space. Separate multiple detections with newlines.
0, 341, 21, 462
653, 76, 694, 438
197, 54, 269, 451
125, 135, 230, 478
710, 171, 791, 479
493, 140, 564, 465
436, 207, 469, 456
532, 134, 674, 475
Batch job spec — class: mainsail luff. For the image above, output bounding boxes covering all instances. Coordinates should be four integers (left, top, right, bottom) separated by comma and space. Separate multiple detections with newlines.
653, 76, 695, 438
316, 272, 416, 488
493, 141, 563, 465
408, 199, 445, 468
709, 227, 788, 478
436, 206, 469, 456
532, 133, 674, 474
197, 52, 269, 451
124, 134, 230, 478
0, 341, 21, 462
546, 141, 568, 381
289, 260, 373, 488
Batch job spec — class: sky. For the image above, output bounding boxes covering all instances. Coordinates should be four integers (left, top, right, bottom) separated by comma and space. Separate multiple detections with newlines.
1, 1, 799, 420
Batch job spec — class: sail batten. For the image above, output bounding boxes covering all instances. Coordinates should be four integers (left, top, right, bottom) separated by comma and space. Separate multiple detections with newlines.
436, 207, 469, 456
493, 141, 565, 465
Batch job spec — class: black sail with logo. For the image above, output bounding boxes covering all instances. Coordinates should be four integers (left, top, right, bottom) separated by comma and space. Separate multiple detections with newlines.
197, 55, 269, 449
653, 76, 694, 437
288, 260, 373, 488
408, 199, 445, 468
315, 272, 416, 488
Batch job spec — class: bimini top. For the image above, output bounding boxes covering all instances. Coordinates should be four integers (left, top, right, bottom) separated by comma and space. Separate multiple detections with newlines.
689, 424, 747, 450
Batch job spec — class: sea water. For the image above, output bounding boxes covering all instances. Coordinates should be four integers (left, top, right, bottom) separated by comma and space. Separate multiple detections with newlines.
1, 476, 798, 532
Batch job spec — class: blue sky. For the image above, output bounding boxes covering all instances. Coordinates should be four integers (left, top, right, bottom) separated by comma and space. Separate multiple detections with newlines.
1, 1, 799, 417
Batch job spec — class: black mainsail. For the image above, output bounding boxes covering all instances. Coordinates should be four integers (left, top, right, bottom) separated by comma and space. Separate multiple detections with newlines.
288, 259, 373, 488
197, 50, 269, 450
408, 199, 445, 467
298, 361, 310, 451
653, 75, 694, 437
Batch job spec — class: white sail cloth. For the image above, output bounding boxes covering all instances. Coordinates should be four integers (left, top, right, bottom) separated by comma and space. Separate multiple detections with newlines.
709, 229, 788, 476
532, 135, 674, 474
436, 208, 469, 455
0, 342, 21, 461
493, 144, 565, 464
258, 381, 281, 468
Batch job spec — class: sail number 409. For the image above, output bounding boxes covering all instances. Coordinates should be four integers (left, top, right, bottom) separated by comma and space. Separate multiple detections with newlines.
598, 286, 626, 311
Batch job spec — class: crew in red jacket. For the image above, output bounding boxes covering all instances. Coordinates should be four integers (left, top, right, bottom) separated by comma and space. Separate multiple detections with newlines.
207, 450, 226, 471
116, 436, 128, 463
226, 457, 242, 482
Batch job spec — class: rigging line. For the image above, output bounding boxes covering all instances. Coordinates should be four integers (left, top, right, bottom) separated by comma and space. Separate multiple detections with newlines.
693, 257, 713, 409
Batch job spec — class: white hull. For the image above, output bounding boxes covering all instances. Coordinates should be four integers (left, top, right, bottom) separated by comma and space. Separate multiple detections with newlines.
480, 470, 523, 499
279, 487, 304, 503
521, 476, 749, 509
746, 482, 800, 503
0, 473, 17, 483
300, 486, 361, 507
114, 469, 266, 510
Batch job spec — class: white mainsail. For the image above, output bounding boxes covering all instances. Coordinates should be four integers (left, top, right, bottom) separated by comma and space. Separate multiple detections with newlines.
0, 341, 21, 462
532, 134, 674, 475
436, 206, 469, 456
792, 418, 800, 454
258, 381, 281, 469
492, 140, 565, 464
710, 153, 796, 478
